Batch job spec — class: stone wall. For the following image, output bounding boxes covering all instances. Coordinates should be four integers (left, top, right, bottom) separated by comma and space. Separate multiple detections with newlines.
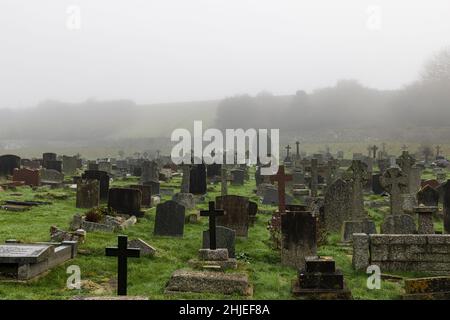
353, 233, 450, 274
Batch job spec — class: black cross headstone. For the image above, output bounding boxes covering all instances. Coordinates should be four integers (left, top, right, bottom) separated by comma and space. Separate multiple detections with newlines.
200, 201, 224, 250
105, 235, 140, 296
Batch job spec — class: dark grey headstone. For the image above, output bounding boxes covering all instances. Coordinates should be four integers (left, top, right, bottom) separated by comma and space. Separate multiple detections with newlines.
202, 226, 236, 258
154, 200, 185, 237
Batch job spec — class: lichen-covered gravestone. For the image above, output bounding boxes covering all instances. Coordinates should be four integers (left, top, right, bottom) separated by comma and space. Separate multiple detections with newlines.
323, 179, 352, 233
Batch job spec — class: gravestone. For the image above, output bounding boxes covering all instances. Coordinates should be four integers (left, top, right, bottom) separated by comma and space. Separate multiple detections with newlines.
105, 235, 140, 296
216, 195, 250, 237
76, 179, 100, 209
45, 160, 62, 173
129, 185, 152, 207
372, 173, 384, 195
181, 165, 190, 193
417, 185, 439, 207
415, 206, 436, 234
421, 179, 440, 190
189, 164, 207, 195
281, 211, 317, 269
439, 180, 450, 234
396, 151, 416, 193
0, 155, 21, 176
141, 160, 159, 184
143, 180, 160, 195
206, 163, 221, 178
230, 169, 245, 186
82, 170, 110, 200
12, 168, 40, 187
42, 153, 56, 168
381, 214, 416, 234
292, 170, 305, 185
62, 156, 78, 175
261, 185, 294, 206
97, 161, 112, 174
40, 168, 64, 185
172, 192, 195, 209
154, 200, 186, 237
323, 179, 352, 233
310, 159, 319, 197
200, 202, 224, 250
347, 160, 369, 220
221, 165, 228, 196
88, 161, 99, 171
270, 165, 292, 213
108, 188, 143, 217
380, 167, 408, 216
202, 226, 236, 258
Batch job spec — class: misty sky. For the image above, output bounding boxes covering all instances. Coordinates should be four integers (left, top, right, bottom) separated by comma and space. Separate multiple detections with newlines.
1, 0, 449, 108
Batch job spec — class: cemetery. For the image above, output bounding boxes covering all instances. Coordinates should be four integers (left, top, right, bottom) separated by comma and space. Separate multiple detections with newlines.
0, 147, 449, 300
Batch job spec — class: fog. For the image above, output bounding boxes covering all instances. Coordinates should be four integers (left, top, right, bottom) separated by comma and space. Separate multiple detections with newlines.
1, 0, 449, 108
1, 1, 450, 156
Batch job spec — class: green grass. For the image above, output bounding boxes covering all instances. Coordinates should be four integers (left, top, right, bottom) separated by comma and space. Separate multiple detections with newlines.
0, 169, 445, 300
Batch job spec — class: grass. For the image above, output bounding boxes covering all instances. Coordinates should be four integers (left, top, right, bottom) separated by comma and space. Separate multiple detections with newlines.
0, 168, 446, 300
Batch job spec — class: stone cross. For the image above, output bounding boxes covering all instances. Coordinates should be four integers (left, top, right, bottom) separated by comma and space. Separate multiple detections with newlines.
105, 235, 140, 296
270, 165, 292, 213
285, 145, 292, 161
380, 167, 408, 216
200, 201, 225, 250
347, 160, 368, 220
371, 145, 378, 159
396, 151, 416, 192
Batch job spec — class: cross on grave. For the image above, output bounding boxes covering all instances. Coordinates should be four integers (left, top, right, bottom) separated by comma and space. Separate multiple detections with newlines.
270, 165, 292, 213
285, 145, 292, 161
371, 145, 378, 159
380, 167, 408, 216
105, 235, 140, 296
200, 201, 225, 250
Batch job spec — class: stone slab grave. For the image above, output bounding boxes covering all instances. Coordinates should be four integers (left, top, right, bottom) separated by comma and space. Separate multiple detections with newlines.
70, 212, 137, 233
12, 168, 40, 187
76, 179, 100, 209
165, 269, 252, 296
403, 276, 450, 300
292, 256, 352, 300
0, 241, 77, 280
108, 188, 143, 217
81, 170, 110, 201
353, 234, 450, 274
40, 168, 64, 186
216, 195, 250, 237
1, 199, 51, 212
154, 200, 185, 237
129, 184, 152, 207
281, 211, 317, 269
0, 154, 21, 177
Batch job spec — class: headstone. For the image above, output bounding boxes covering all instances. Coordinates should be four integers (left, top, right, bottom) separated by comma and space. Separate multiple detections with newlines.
12, 168, 40, 186
154, 200, 186, 237
76, 179, 100, 209
141, 160, 159, 184
415, 206, 436, 234
40, 168, 64, 185
82, 170, 110, 200
216, 195, 250, 237
396, 151, 416, 193
189, 164, 207, 195
0, 155, 21, 176
62, 156, 78, 175
417, 185, 439, 207
281, 211, 317, 269
181, 165, 190, 193
202, 226, 236, 258
206, 163, 221, 178
172, 192, 195, 209
143, 180, 160, 195
108, 188, 143, 217
45, 160, 62, 173
270, 165, 292, 213
200, 202, 225, 250
347, 160, 368, 220
323, 179, 352, 233
372, 173, 384, 195
42, 153, 56, 168
380, 167, 408, 216
310, 159, 319, 197
221, 165, 228, 196
97, 161, 112, 174
105, 235, 140, 296
380, 214, 416, 234
230, 169, 245, 186
129, 185, 152, 207
439, 180, 450, 234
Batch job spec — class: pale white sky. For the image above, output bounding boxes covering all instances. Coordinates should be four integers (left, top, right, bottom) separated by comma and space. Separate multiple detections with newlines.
1, 0, 449, 108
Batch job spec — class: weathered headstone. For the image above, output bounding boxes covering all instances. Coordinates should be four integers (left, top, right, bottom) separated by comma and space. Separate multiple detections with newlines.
154, 200, 186, 237
0, 154, 21, 176
189, 164, 207, 195
82, 170, 110, 200
216, 195, 250, 237
396, 151, 416, 193
200, 202, 225, 250
270, 165, 292, 213
12, 168, 40, 186
230, 169, 245, 186
141, 160, 159, 184
323, 179, 352, 233
417, 185, 439, 207
372, 173, 384, 195
347, 160, 368, 220
143, 180, 160, 195
40, 168, 64, 185
129, 185, 152, 207
202, 226, 236, 258
108, 188, 143, 217
381, 167, 408, 216
62, 155, 78, 175
76, 179, 100, 209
